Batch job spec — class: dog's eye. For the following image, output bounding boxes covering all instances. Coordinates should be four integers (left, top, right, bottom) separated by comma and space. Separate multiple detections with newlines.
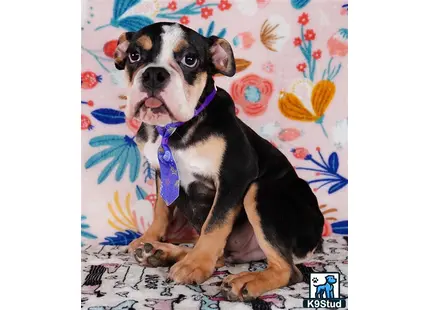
128, 51, 141, 63
181, 54, 198, 68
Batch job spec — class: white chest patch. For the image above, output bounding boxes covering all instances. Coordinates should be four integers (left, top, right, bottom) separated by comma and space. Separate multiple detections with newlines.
143, 136, 225, 192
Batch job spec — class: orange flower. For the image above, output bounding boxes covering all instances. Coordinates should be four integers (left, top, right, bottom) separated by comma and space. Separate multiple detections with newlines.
230, 74, 274, 117
179, 16, 190, 25
293, 37, 302, 47
278, 80, 336, 123
201, 7, 213, 19
167, 1, 177, 11
298, 12, 309, 25
296, 63, 307, 72
304, 29, 316, 41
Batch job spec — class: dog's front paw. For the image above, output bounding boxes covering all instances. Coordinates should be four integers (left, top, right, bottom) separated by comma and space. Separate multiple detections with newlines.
168, 252, 216, 284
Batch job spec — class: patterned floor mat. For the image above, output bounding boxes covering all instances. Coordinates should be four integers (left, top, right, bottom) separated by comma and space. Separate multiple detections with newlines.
81, 236, 348, 310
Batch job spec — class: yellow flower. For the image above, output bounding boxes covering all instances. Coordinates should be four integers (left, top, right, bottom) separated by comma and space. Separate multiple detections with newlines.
278, 80, 336, 136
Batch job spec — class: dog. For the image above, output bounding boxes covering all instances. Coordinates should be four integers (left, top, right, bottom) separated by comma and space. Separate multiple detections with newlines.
114, 22, 324, 301
314, 275, 337, 299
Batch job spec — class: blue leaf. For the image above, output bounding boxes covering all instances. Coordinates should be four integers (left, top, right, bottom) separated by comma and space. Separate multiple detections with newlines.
206, 21, 215, 37
217, 28, 227, 39
331, 220, 348, 235
198, 28, 204, 35
89, 135, 125, 147
136, 185, 147, 200
100, 230, 141, 245
291, 0, 311, 10
128, 143, 141, 182
328, 179, 348, 194
113, 0, 140, 19
82, 231, 97, 240
328, 152, 339, 173
91, 108, 125, 125
118, 15, 153, 32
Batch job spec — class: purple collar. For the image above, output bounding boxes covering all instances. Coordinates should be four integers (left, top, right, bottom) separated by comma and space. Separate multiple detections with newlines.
155, 86, 217, 205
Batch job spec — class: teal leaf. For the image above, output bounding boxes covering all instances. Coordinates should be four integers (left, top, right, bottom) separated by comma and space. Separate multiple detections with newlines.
113, 0, 140, 19
291, 0, 311, 10
81, 215, 97, 246
85, 135, 142, 184
207, 21, 215, 37
115, 147, 130, 181
217, 28, 227, 38
118, 15, 153, 32
136, 185, 147, 200
89, 135, 125, 147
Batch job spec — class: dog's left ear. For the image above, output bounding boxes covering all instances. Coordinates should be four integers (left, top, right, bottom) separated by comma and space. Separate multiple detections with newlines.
114, 32, 134, 70
208, 36, 236, 77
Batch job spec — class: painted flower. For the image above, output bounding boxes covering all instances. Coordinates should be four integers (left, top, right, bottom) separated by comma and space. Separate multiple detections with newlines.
167, 1, 177, 11
327, 28, 348, 57
296, 63, 307, 72
312, 49, 322, 60
262, 61, 274, 73
304, 29, 316, 41
218, 0, 232, 11
293, 37, 302, 47
201, 7, 213, 19
278, 128, 301, 141
278, 80, 336, 137
322, 220, 333, 236
230, 74, 274, 117
260, 15, 290, 52
298, 12, 309, 25
233, 32, 255, 49
291, 147, 309, 159
103, 40, 117, 58
179, 16, 190, 25
196, 0, 205, 5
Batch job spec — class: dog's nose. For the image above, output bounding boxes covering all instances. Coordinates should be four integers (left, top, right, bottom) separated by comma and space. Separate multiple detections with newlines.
141, 67, 170, 92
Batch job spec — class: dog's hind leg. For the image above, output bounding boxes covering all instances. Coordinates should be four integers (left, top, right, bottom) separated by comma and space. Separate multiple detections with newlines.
221, 182, 303, 301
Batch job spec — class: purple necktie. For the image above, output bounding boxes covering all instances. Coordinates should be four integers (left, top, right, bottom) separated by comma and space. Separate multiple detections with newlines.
155, 87, 217, 206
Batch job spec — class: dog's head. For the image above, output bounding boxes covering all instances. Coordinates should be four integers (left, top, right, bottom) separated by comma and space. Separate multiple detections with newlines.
325, 275, 337, 284
114, 22, 236, 126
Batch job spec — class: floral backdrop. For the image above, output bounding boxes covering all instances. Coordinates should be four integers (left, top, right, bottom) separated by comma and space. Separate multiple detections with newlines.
81, 0, 348, 247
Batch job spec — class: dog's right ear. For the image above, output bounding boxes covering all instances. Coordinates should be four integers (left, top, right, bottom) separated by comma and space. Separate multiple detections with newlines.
114, 32, 134, 70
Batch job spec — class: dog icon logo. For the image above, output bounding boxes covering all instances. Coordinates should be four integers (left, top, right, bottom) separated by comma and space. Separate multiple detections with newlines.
303, 272, 346, 308
313, 275, 337, 299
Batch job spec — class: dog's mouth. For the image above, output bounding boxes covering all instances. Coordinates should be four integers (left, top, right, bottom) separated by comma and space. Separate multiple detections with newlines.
135, 96, 172, 118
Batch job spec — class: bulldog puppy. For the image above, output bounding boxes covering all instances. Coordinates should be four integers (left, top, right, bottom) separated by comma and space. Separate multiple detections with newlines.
115, 22, 324, 301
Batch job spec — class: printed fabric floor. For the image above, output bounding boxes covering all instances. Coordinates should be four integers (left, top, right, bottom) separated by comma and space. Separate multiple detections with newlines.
81, 236, 348, 310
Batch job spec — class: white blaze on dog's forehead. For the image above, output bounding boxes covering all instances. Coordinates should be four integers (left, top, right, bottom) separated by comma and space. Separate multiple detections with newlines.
158, 24, 184, 63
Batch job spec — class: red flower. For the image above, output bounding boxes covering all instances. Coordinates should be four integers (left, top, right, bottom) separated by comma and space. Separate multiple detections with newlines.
298, 12, 309, 25
103, 40, 117, 58
291, 147, 309, 159
218, 0, 232, 11
296, 63, 307, 72
167, 1, 177, 11
196, 0, 205, 5
312, 49, 322, 60
322, 220, 333, 237
87, 100, 94, 107
304, 29, 316, 41
179, 16, 189, 25
230, 74, 274, 117
293, 37, 302, 47
201, 7, 213, 19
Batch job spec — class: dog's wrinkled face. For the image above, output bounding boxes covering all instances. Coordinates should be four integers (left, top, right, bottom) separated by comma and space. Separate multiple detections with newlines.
114, 22, 236, 126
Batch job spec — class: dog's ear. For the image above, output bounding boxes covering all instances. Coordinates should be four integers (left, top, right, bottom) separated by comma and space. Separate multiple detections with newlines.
208, 36, 236, 77
114, 32, 134, 70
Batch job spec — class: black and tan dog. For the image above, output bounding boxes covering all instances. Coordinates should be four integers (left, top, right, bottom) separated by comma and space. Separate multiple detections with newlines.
115, 22, 324, 301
